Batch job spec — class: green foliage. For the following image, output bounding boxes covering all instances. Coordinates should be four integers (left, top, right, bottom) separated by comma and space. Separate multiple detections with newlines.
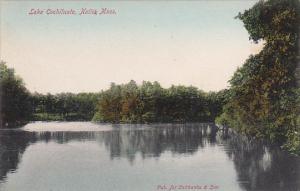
91, 112, 104, 122
285, 129, 300, 155
284, 89, 300, 155
93, 80, 225, 123
32, 113, 64, 121
31, 92, 100, 121
0, 61, 33, 127
218, 0, 300, 153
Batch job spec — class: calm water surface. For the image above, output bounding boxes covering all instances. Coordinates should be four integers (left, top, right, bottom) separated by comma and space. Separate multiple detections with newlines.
0, 122, 299, 191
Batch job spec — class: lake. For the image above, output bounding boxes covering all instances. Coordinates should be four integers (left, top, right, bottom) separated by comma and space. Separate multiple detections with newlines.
0, 122, 299, 191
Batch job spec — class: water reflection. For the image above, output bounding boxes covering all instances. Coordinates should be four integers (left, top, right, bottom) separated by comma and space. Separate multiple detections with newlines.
218, 129, 300, 191
100, 123, 218, 161
0, 131, 36, 182
0, 123, 299, 191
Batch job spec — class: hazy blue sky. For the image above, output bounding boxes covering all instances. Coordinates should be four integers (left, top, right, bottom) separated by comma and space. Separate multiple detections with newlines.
1, 1, 261, 93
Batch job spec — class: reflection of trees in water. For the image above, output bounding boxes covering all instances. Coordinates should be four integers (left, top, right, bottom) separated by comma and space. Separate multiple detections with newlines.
101, 123, 218, 162
217, 129, 300, 191
0, 123, 217, 181
36, 131, 97, 144
33, 124, 218, 163
0, 131, 36, 182
0, 124, 299, 191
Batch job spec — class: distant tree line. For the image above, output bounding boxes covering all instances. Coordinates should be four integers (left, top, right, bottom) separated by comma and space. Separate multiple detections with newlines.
31, 92, 100, 121
0, 61, 226, 127
92, 80, 227, 123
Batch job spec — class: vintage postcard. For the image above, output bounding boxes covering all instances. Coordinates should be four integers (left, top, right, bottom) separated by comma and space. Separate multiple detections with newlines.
0, 0, 300, 191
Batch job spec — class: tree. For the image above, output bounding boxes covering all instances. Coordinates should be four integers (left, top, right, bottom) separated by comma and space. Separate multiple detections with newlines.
93, 80, 223, 123
217, 0, 300, 153
0, 61, 32, 127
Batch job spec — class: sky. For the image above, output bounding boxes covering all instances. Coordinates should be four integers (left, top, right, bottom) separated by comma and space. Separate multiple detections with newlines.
0, 0, 262, 94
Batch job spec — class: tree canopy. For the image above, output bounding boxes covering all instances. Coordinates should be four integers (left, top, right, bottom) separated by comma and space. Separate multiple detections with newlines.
216, 0, 300, 154
92, 80, 226, 123
0, 61, 32, 127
